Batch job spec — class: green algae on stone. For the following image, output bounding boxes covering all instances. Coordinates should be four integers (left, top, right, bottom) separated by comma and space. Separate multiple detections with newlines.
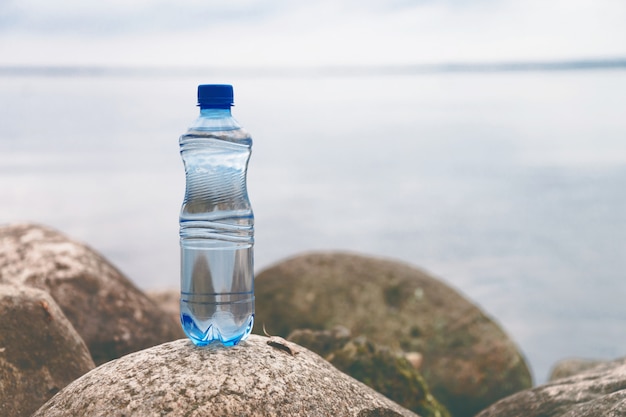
289, 328, 450, 417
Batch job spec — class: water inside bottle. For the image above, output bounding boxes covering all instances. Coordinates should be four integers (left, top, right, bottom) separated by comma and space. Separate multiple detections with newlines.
180, 240, 254, 346
179, 122, 254, 347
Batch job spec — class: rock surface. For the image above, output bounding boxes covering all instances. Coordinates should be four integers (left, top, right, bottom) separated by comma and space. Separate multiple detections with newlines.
548, 358, 607, 382
0, 284, 95, 417
475, 357, 626, 417
0, 223, 183, 364
33, 335, 420, 417
255, 252, 532, 417
288, 327, 450, 417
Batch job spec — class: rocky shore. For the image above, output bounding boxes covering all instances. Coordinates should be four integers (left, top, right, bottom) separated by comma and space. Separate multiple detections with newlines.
1, 223, 624, 416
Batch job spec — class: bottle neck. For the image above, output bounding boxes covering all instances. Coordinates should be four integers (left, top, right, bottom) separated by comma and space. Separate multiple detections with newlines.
199, 107, 232, 118
190, 106, 240, 131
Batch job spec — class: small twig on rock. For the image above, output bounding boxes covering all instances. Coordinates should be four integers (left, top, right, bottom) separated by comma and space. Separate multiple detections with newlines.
263, 323, 301, 356
40, 300, 53, 322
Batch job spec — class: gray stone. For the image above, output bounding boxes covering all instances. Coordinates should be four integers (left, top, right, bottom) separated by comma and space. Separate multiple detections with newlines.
33, 335, 419, 417
147, 288, 180, 326
254, 252, 532, 417
0, 284, 95, 417
476, 356, 626, 417
0, 223, 183, 364
548, 358, 608, 382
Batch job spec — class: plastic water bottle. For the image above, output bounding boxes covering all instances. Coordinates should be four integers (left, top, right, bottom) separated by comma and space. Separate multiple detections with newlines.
179, 84, 254, 347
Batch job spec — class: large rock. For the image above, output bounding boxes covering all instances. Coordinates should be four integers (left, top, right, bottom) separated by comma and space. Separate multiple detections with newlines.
0, 223, 183, 364
0, 284, 95, 417
255, 252, 532, 417
475, 357, 626, 417
548, 358, 607, 382
33, 335, 420, 417
289, 327, 450, 417
147, 288, 180, 325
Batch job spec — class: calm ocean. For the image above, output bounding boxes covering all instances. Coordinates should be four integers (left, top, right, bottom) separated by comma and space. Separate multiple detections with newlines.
1, 67, 625, 383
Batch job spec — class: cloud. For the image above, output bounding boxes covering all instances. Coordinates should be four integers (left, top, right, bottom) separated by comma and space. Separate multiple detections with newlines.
0, 0, 300, 35
0, 0, 625, 67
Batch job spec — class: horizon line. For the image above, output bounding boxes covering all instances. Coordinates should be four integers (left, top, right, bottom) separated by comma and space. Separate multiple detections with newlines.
1, 57, 625, 78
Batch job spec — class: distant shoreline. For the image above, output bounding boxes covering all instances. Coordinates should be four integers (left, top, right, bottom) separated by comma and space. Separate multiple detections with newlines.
1, 57, 626, 78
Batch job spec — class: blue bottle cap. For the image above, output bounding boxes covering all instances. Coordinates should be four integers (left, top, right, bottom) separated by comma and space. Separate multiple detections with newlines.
197, 84, 234, 108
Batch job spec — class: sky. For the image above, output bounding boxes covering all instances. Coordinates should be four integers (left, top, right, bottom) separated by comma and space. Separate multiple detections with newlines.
0, 0, 625, 68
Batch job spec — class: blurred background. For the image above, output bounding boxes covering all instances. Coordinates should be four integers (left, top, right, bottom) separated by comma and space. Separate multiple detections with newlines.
1, 0, 625, 383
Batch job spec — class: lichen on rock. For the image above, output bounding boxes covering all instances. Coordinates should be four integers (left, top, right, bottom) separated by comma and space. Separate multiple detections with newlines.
289, 327, 450, 417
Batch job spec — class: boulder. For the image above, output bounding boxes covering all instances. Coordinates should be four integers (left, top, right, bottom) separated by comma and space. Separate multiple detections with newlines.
475, 357, 626, 417
33, 335, 420, 417
548, 358, 607, 382
254, 252, 532, 417
147, 288, 180, 325
288, 327, 450, 417
0, 284, 95, 417
0, 223, 183, 364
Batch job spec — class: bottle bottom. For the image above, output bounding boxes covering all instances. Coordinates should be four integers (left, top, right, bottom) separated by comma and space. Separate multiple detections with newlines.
180, 299, 254, 347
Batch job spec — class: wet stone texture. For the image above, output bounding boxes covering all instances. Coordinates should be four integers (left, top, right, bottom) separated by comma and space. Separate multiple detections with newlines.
0, 223, 183, 364
33, 335, 419, 417
0, 284, 95, 417
254, 252, 532, 417
476, 357, 626, 417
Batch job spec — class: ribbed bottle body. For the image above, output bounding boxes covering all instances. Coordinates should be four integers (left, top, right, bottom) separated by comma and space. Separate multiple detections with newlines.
179, 114, 254, 347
